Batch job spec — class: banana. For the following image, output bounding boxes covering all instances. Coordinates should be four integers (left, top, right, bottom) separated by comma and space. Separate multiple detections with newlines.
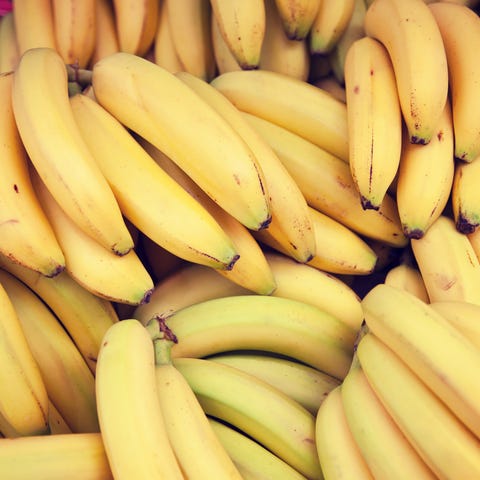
430, 300, 480, 350
0, 11, 20, 73
243, 112, 408, 247
273, 0, 321, 40
12, 47, 134, 256
341, 360, 437, 479
209, 417, 308, 480
173, 356, 322, 479
91, 52, 271, 232
309, 0, 356, 54
153, 294, 355, 379
357, 332, 480, 479
209, 351, 341, 415
96, 319, 184, 479
0, 70, 65, 277
344, 36, 402, 210
396, 99, 455, 239
139, 137, 275, 294
364, 0, 449, 145
259, 0, 310, 81
0, 279, 49, 436
89, 0, 119, 66
151, 327, 243, 479
209, 0, 265, 69
176, 70, 316, 263
411, 215, 480, 304
70, 92, 241, 274
315, 385, 374, 480
384, 261, 430, 303
165, 0, 216, 80
31, 168, 154, 306
12, 0, 57, 55
51, 0, 95, 68
362, 283, 480, 439
0, 433, 113, 480
0, 253, 118, 375
0, 268, 99, 434
210, 10, 242, 74
111, 0, 158, 57
211, 68, 350, 162
429, 2, 480, 162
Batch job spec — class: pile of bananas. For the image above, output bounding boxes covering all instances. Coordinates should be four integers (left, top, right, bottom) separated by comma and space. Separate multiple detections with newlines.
1, 0, 480, 478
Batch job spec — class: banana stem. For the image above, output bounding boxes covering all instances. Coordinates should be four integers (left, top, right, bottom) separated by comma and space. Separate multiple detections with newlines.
145, 315, 178, 365
65, 64, 93, 87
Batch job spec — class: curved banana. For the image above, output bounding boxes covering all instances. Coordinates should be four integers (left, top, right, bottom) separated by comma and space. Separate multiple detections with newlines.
364, 0, 449, 145
95, 319, 184, 480
0, 70, 65, 278
429, 2, 480, 162
211, 68, 349, 162
209, 351, 340, 415
112, 0, 158, 57
210, 11, 241, 74
0, 11, 20, 73
70, 92, 241, 273
309, 0, 355, 54
154, 294, 355, 379
89, 0, 119, 66
173, 356, 322, 479
411, 215, 480, 304
0, 433, 113, 480
357, 332, 480, 479
341, 361, 437, 479
315, 385, 374, 480
176, 69, 315, 263
362, 283, 480, 439
0, 254, 118, 375
151, 330, 243, 479
344, 36, 402, 210
12, 47, 134, 256
0, 269, 99, 434
91, 51, 271, 232
396, 99, 455, 239
31, 169, 154, 306
273, 0, 321, 40
243, 112, 408, 247
384, 262, 429, 303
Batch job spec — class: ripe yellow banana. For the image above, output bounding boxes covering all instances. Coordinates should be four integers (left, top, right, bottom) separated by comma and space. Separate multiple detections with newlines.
243, 111, 408, 247
315, 385, 374, 480
0, 432, 113, 480
89, 0, 119, 66
396, 100, 455, 239
363, 283, 480, 439
0, 11, 20, 73
357, 332, 480, 479
345, 36, 402, 210
12, 47, 134, 256
384, 262, 429, 303
429, 2, 480, 162
364, 0, 449, 145
0, 70, 65, 277
173, 356, 322, 479
91, 51, 271, 232
210, 11, 241, 74
70, 92, 241, 273
273, 0, 321, 40
211, 68, 349, 162
95, 319, 184, 480
411, 215, 480, 304
0, 268, 99, 434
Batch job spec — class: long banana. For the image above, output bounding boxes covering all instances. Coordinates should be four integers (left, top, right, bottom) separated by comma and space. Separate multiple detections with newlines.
0, 11, 19, 73
173, 356, 322, 479
0, 70, 65, 277
91, 51, 271, 232
12, 47, 134, 256
362, 283, 480, 439
364, 0, 449, 145
357, 332, 480, 479
273, 0, 321, 40
210, 11, 241, 74
95, 319, 184, 480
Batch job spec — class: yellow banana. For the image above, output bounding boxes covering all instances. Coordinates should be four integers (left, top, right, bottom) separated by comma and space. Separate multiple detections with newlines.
12, 47, 133, 256
0, 11, 20, 73
364, 0, 449, 144
173, 356, 322, 479
384, 262, 430, 303
0, 70, 65, 277
89, 0, 119, 66
91, 51, 271, 232
273, 0, 321, 40
0, 268, 99, 434
344, 36, 402, 210
210, 10, 241, 74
